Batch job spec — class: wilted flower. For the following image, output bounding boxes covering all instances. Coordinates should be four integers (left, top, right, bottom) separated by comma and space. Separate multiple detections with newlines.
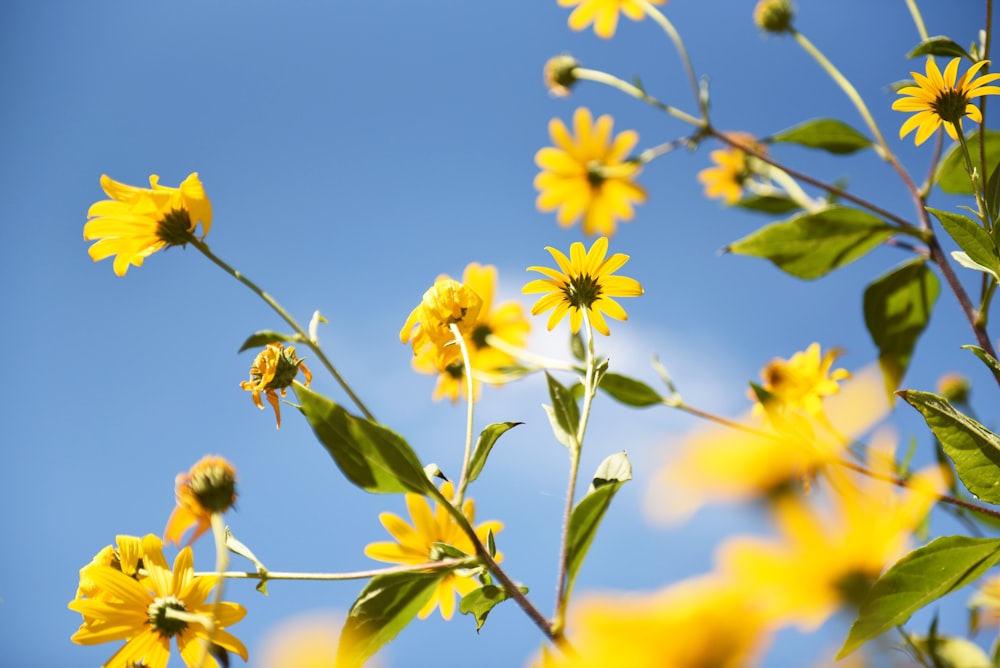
240, 343, 312, 429
164, 455, 238, 546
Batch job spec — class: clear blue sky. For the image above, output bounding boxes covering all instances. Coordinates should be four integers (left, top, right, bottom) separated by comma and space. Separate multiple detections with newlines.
1, 1, 995, 666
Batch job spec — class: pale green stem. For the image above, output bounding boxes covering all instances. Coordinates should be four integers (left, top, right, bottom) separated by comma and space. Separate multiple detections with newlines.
904, 0, 930, 42
761, 162, 824, 212
637, 0, 703, 113
195, 513, 229, 668
572, 67, 703, 127
484, 333, 579, 373
636, 136, 693, 165
957, 129, 991, 229
193, 558, 476, 581
451, 323, 477, 505
190, 238, 375, 422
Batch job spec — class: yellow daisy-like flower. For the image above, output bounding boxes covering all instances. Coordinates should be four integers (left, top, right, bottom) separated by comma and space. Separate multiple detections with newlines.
69, 534, 248, 668
400, 278, 484, 371
240, 343, 312, 429
697, 133, 765, 205
535, 107, 646, 237
755, 343, 850, 418
84, 173, 212, 276
364, 481, 503, 621
411, 263, 530, 402
164, 455, 238, 547
523, 237, 643, 336
74, 535, 146, 615
893, 57, 1000, 145
557, 0, 666, 40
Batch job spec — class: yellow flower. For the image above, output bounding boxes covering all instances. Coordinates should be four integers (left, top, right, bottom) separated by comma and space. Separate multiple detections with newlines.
541, 575, 769, 668
543, 55, 581, 97
523, 237, 643, 336
84, 173, 212, 276
557, 0, 666, 40
240, 343, 312, 429
893, 57, 1000, 145
697, 133, 765, 205
69, 534, 248, 668
400, 279, 484, 371
164, 456, 238, 547
755, 342, 850, 418
74, 535, 146, 619
411, 263, 530, 402
534, 107, 646, 237
364, 481, 503, 621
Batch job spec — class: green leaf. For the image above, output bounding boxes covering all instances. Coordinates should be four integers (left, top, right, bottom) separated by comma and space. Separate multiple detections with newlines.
544, 373, 581, 449
237, 330, 303, 353
951, 251, 1000, 281
564, 453, 632, 600
962, 344, 1000, 384
907, 36, 973, 61
224, 528, 270, 595
927, 207, 999, 277
337, 571, 444, 667
839, 536, 1000, 658
899, 390, 1000, 503
771, 118, 872, 155
986, 162, 1000, 226
734, 194, 802, 214
459, 584, 528, 631
725, 206, 895, 279
937, 130, 1000, 194
863, 259, 939, 396
293, 382, 432, 495
597, 372, 663, 408
907, 634, 993, 668
466, 422, 522, 484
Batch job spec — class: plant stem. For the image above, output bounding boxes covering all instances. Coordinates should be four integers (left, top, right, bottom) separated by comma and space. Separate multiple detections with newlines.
452, 323, 477, 505
195, 513, 230, 668
638, 0, 703, 114
571, 67, 702, 126
193, 558, 477, 581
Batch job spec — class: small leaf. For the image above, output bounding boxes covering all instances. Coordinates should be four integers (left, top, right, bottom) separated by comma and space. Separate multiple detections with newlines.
907, 36, 974, 61
459, 584, 528, 631
725, 206, 895, 279
951, 251, 1000, 281
337, 571, 444, 667
907, 634, 993, 668
771, 118, 872, 154
863, 258, 939, 396
294, 383, 432, 495
466, 422, 521, 484
734, 194, 801, 214
839, 536, 1000, 658
899, 390, 1000, 503
224, 528, 270, 595
237, 330, 303, 353
962, 344, 1000, 384
544, 373, 581, 450
597, 372, 663, 408
937, 130, 1000, 194
927, 207, 999, 275
986, 162, 1000, 226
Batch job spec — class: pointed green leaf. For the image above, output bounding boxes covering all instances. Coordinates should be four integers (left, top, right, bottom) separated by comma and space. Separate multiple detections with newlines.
237, 330, 303, 353
564, 453, 632, 600
936, 130, 1000, 194
293, 382, 432, 495
863, 259, 939, 395
725, 206, 895, 279
907, 634, 992, 668
907, 36, 973, 61
962, 344, 1000, 384
987, 162, 1000, 226
899, 390, 1000, 503
544, 373, 580, 449
734, 194, 801, 214
927, 207, 999, 275
337, 571, 444, 667
467, 422, 522, 484
950, 251, 1000, 281
459, 584, 528, 631
597, 372, 663, 408
771, 118, 871, 155
839, 536, 1000, 658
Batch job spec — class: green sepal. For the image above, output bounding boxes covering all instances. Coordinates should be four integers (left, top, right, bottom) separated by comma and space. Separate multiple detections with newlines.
962, 344, 1000, 384
839, 536, 1000, 658
936, 130, 1000, 194
543, 373, 581, 450
899, 389, 1000, 504
734, 194, 801, 214
770, 118, 871, 154
336, 571, 445, 667
927, 207, 999, 279
563, 453, 632, 602
724, 206, 895, 279
597, 372, 663, 407
431, 542, 470, 560
293, 382, 432, 495
237, 330, 303, 353
459, 584, 529, 632
466, 422, 522, 484
863, 258, 939, 397
907, 36, 973, 61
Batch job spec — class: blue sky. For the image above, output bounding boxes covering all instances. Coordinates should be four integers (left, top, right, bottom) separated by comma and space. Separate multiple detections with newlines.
2, 1, 997, 666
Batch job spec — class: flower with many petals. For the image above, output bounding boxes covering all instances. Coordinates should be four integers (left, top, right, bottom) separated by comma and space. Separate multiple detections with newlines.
893, 57, 1000, 145
240, 343, 312, 429
754, 343, 850, 419
84, 173, 212, 276
364, 481, 503, 621
535, 107, 646, 237
69, 534, 247, 668
164, 455, 238, 547
523, 237, 643, 336
558, 0, 666, 40
697, 133, 766, 205
400, 279, 484, 371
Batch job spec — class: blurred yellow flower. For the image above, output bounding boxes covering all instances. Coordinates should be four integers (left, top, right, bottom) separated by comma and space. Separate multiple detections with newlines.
534, 107, 646, 237
541, 575, 769, 668
893, 57, 1000, 145
400, 279, 484, 372
411, 263, 530, 402
523, 237, 643, 336
74, 534, 146, 618
164, 455, 238, 547
240, 342, 312, 429
697, 133, 765, 205
84, 173, 212, 276
69, 534, 247, 668
558, 0, 666, 40
364, 481, 503, 621
755, 342, 850, 418
970, 572, 1000, 629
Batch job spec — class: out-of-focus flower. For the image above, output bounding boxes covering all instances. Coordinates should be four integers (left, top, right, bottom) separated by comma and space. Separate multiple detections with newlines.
164, 455, 238, 547
411, 263, 530, 402
697, 133, 766, 205
523, 237, 642, 336
558, 0, 666, 40
69, 534, 247, 668
754, 343, 850, 419
716, 434, 944, 630
240, 343, 312, 429
937, 372, 971, 405
534, 107, 646, 237
84, 173, 212, 276
893, 57, 1000, 145
753, 0, 794, 34
256, 611, 384, 668
364, 481, 503, 621
970, 573, 1000, 630
539, 575, 770, 668
400, 279, 484, 372
544, 55, 581, 97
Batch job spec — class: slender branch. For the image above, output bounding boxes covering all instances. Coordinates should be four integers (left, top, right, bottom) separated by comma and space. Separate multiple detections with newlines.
193, 558, 475, 581
638, 0, 703, 114
452, 323, 477, 505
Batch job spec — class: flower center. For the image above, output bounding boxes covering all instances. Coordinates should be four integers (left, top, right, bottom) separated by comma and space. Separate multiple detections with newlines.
563, 273, 602, 310
585, 161, 606, 188
932, 88, 970, 126
470, 323, 493, 350
147, 596, 189, 638
156, 208, 195, 246
189, 464, 237, 513
444, 361, 465, 380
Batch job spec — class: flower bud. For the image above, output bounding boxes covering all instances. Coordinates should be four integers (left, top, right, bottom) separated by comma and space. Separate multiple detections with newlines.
753, 0, 794, 34
544, 55, 580, 97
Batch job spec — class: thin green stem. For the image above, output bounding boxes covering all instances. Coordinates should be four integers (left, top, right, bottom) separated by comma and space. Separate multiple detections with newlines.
190, 238, 375, 421
452, 323, 477, 505
195, 513, 230, 668
484, 334, 579, 373
957, 130, 990, 229
904, 0, 930, 42
193, 558, 476, 581
638, 0, 703, 114
571, 67, 703, 127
